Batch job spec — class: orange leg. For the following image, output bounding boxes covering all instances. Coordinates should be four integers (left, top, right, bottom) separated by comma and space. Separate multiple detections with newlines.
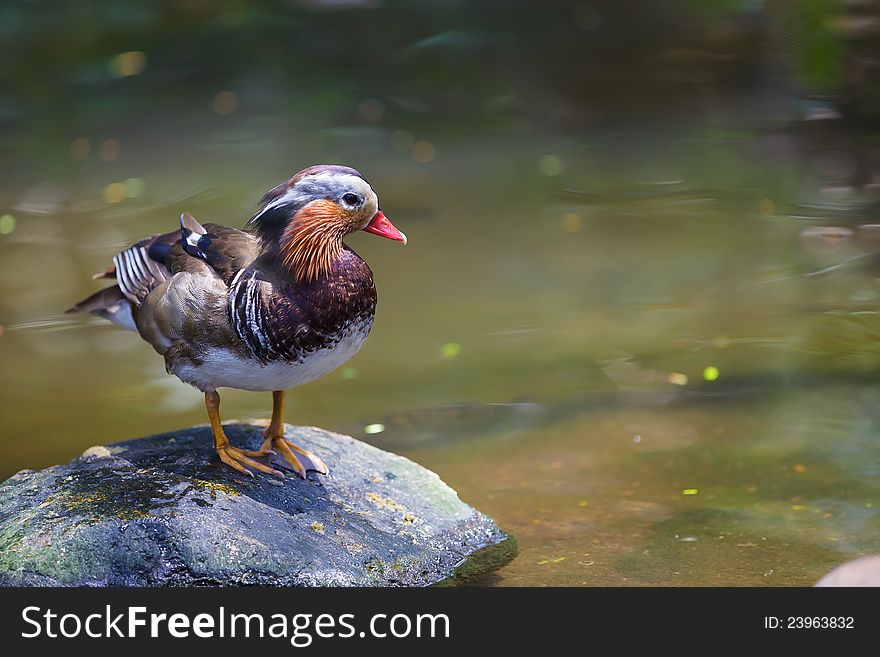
205, 390, 283, 478
256, 390, 329, 479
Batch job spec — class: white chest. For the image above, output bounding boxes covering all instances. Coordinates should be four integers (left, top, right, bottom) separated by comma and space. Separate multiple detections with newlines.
172, 320, 372, 392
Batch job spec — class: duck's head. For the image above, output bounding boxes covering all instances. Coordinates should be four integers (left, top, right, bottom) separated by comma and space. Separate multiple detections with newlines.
248, 165, 406, 281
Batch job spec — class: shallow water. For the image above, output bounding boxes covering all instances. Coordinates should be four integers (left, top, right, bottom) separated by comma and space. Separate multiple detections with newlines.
4, 136, 880, 586
4, 2, 880, 586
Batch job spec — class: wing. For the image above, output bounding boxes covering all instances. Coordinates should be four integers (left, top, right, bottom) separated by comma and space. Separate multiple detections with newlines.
68, 212, 261, 320
64, 229, 178, 328
111, 213, 261, 304
112, 234, 174, 305
179, 212, 261, 284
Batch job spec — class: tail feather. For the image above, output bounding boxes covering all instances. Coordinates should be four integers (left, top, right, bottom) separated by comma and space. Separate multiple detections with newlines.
66, 285, 137, 332
69, 211, 220, 333
91, 265, 116, 280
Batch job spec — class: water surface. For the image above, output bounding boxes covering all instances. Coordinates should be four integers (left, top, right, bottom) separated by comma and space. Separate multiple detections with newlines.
3, 0, 880, 586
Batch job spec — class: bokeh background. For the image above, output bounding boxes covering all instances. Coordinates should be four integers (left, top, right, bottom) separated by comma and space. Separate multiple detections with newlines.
3, 0, 880, 585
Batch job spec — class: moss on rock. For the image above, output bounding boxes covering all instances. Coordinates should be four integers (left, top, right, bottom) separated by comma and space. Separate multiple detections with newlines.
0, 421, 510, 586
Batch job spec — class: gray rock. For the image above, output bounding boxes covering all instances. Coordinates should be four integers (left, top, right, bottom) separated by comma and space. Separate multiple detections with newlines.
815, 556, 880, 587
0, 421, 511, 586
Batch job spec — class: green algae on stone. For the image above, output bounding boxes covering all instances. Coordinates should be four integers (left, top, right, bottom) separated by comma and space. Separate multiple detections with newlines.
0, 422, 508, 587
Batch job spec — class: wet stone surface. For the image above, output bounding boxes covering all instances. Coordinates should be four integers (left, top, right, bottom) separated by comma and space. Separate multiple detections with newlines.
0, 422, 509, 586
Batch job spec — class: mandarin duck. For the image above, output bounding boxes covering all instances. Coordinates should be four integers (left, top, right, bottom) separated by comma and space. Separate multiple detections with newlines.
67, 165, 406, 478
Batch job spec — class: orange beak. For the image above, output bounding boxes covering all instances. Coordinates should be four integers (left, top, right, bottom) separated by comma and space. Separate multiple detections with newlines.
363, 211, 407, 244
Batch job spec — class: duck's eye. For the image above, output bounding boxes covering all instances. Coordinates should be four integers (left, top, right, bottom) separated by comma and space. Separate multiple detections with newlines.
342, 193, 360, 206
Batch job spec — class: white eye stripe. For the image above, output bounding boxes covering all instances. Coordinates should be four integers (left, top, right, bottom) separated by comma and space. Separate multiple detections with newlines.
251, 173, 374, 222
252, 191, 293, 221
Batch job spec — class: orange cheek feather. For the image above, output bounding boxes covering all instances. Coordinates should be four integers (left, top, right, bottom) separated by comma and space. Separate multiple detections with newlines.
281, 200, 350, 282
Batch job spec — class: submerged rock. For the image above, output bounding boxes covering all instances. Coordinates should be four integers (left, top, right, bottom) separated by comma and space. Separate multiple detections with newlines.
0, 422, 510, 586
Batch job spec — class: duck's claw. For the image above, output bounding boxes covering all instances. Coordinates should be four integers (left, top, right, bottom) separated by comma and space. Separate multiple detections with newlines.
265, 436, 329, 479
216, 444, 285, 478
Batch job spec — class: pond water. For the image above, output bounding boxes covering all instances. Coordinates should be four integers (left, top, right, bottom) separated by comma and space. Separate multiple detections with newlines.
3, 1, 880, 587
3, 126, 880, 586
